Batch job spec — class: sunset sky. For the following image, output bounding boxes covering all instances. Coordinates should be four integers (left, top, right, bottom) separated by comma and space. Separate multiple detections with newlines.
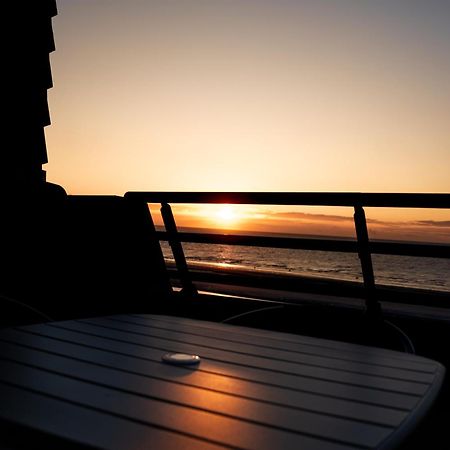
45, 1, 450, 241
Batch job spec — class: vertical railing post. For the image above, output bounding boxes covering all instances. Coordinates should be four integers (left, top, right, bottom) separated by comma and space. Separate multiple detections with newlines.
160, 202, 198, 297
353, 205, 382, 320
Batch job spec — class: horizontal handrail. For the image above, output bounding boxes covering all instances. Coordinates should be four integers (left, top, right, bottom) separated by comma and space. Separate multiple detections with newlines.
155, 231, 450, 259
125, 191, 450, 208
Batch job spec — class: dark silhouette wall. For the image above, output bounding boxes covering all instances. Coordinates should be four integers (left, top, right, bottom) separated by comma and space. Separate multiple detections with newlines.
5, 1, 57, 187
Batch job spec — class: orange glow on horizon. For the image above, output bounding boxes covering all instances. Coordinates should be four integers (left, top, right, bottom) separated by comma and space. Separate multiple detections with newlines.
148, 204, 450, 244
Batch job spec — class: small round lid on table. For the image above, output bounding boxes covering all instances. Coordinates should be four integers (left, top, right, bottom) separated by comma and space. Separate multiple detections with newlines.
161, 352, 201, 366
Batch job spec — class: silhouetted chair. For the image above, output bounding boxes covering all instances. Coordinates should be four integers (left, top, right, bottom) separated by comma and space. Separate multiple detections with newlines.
1, 192, 171, 326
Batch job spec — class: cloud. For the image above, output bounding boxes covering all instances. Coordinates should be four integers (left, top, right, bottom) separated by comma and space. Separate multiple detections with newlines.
268, 211, 354, 222
269, 211, 450, 230
415, 220, 450, 228
266, 210, 393, 225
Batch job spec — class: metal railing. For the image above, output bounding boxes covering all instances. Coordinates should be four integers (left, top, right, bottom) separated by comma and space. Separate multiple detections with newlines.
125, 192, 450, 317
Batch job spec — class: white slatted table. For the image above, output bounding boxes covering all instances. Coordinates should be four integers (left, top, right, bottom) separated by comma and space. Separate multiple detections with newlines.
0, 314, 445, 450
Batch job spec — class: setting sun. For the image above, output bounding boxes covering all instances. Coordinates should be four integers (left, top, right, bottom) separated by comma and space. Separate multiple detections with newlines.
216, 205, 238, 224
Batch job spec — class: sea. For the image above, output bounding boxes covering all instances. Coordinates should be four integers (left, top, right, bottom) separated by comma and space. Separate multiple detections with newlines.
160, 237, 450, 293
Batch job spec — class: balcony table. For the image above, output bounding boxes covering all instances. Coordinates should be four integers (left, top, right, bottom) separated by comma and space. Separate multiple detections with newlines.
0, 313, 445, 449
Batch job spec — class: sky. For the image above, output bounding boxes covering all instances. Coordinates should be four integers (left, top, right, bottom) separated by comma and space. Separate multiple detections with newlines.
45, 1, 450, 241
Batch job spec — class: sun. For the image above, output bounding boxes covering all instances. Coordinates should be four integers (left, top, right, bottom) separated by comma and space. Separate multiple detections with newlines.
215, 205, 238, 225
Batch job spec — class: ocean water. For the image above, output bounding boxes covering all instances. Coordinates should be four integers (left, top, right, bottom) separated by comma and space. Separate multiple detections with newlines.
160, 241, 450, 293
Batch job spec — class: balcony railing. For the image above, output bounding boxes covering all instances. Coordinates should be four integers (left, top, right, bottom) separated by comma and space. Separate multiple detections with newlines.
125, 192, 450, 317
